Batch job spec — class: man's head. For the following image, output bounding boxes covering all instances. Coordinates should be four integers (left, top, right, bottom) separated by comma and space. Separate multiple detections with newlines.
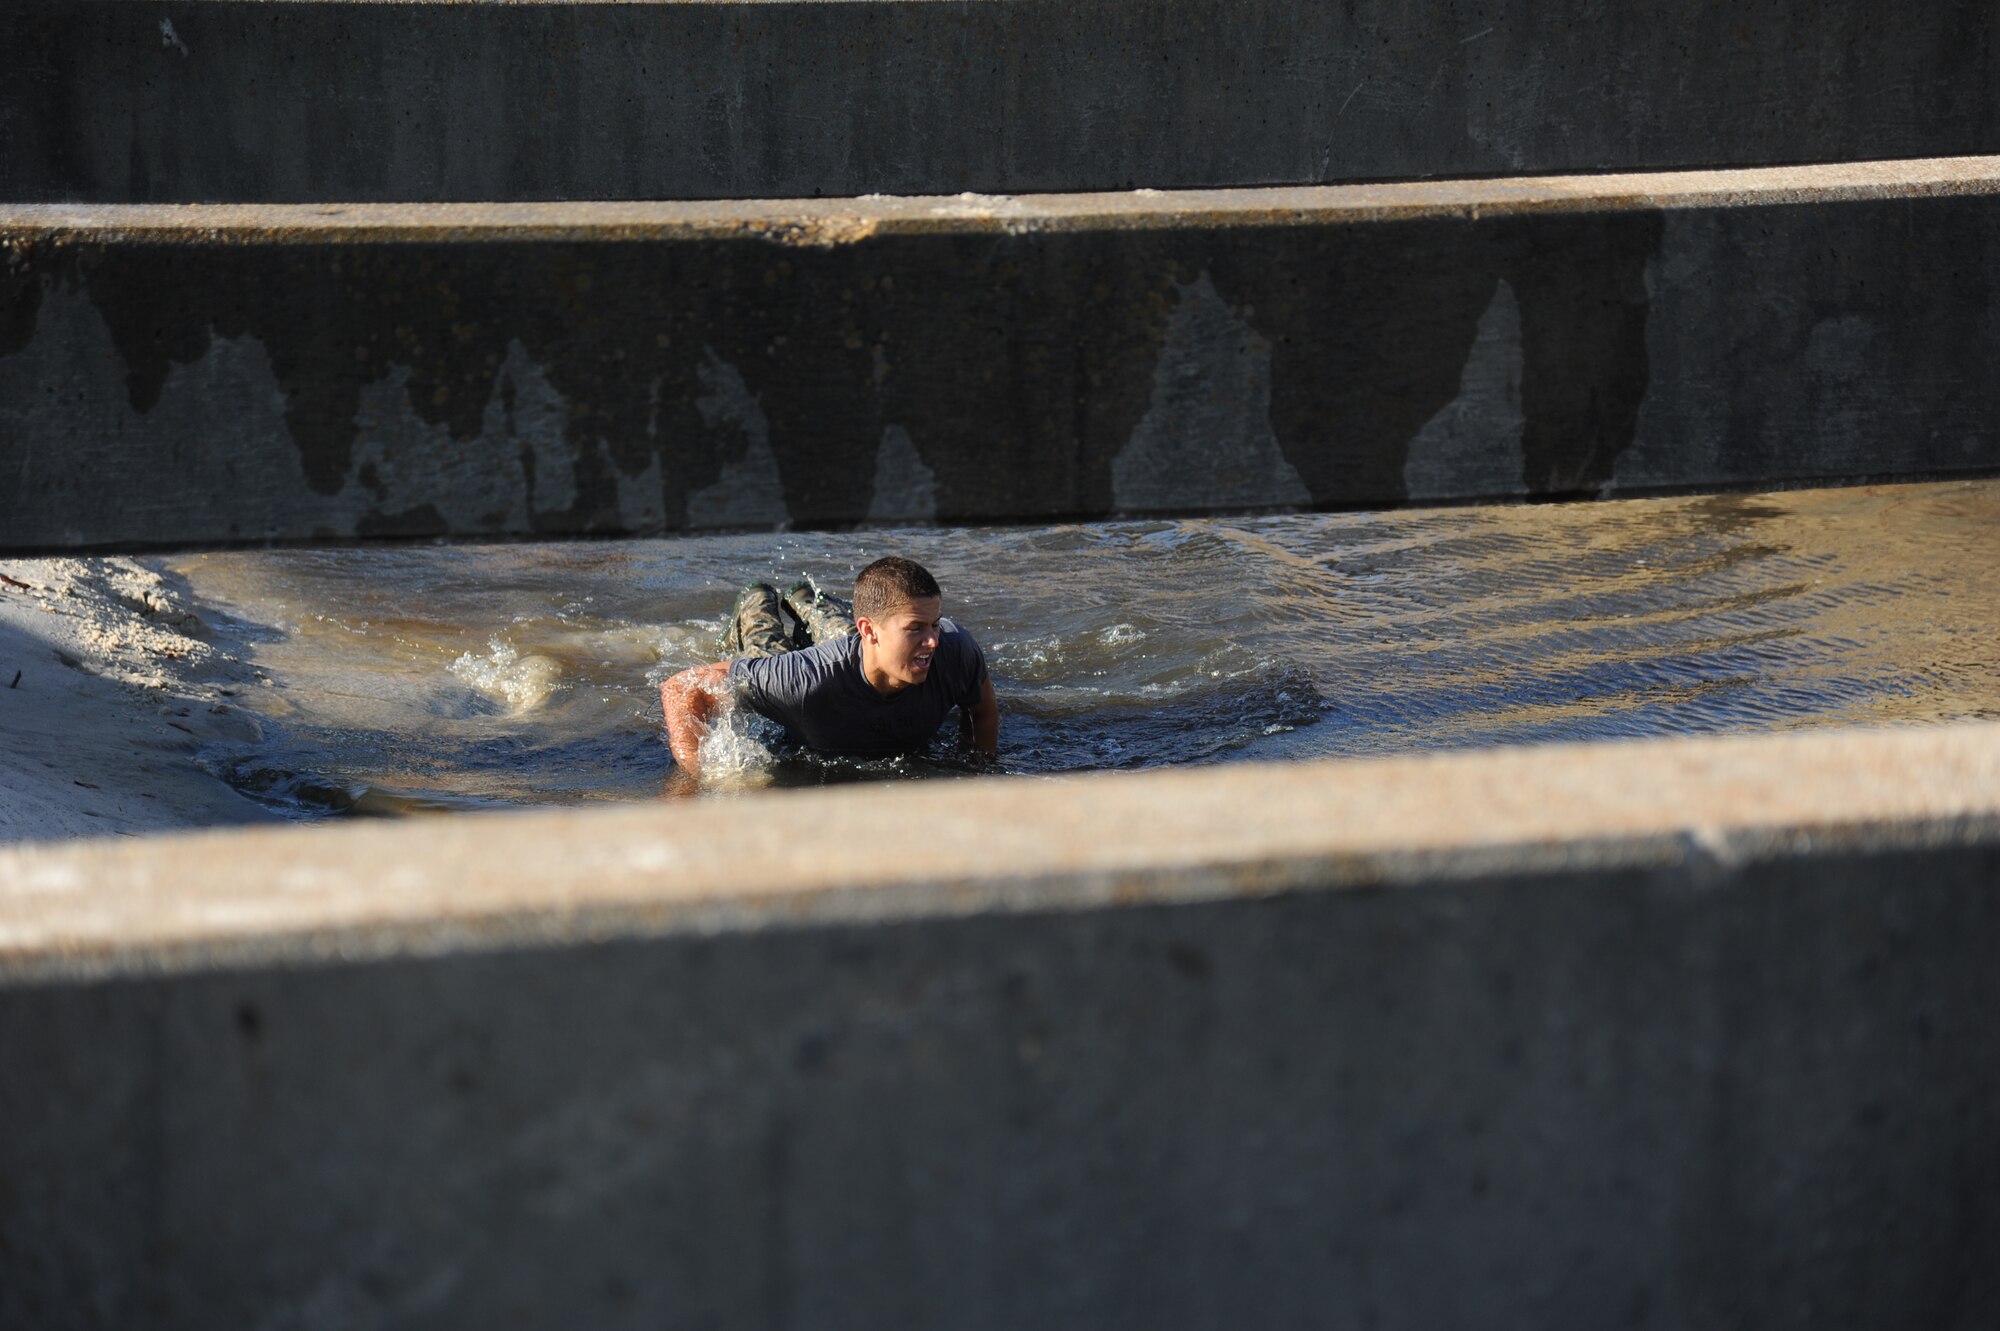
853, 556, 944, 693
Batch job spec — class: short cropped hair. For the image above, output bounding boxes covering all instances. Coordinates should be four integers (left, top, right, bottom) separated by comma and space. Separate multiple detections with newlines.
853, 556, 942, 622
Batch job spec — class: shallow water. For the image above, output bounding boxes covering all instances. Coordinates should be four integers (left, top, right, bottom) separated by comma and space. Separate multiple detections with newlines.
164, 479, 2000, 818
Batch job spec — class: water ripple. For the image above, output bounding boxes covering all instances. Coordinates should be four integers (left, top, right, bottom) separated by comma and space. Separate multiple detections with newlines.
166, 479, 2000, 814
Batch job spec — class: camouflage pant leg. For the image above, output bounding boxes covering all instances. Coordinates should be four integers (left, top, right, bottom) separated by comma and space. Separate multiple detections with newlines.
783, 576, 857, 645
714, 582, 796, 659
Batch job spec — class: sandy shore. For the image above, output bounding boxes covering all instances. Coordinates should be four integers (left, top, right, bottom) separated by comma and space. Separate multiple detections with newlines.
0, 556, 280, 845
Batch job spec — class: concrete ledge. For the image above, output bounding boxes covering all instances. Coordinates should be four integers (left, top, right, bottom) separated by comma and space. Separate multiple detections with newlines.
11, 157, 2000, 243
5, 161, 1999, 548
5, 724, 2000, 1327
6, 0, 1996, 201
5, 722, 1997, 983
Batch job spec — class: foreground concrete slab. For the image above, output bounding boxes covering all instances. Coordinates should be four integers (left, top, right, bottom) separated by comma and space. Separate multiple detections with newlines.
5, 0, 1996, 202
5, 160, 1999, 549
4, 724, 1998, 1327
5, 721, 1998, 980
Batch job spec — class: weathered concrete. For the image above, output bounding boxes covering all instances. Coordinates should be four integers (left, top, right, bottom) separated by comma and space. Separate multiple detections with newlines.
4, 161, 1998, 549
5, 0, 1997, 202
12, 156, 2000, 243
3, 723, 1999, 1327
6, 721, 1999, 981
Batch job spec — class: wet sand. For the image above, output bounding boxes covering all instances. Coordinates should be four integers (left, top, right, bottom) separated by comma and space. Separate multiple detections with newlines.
0, 557, 277, 844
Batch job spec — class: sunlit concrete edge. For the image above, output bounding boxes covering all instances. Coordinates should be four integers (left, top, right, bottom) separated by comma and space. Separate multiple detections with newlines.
9, 157, 2000, 246
4, 720, 1996, 987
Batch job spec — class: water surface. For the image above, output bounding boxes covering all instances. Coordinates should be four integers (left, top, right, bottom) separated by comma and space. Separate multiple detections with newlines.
165, 480, 2000, 817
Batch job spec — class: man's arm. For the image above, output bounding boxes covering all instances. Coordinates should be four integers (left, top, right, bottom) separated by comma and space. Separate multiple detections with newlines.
965, 674, 999, 758
660, 661, 733, 776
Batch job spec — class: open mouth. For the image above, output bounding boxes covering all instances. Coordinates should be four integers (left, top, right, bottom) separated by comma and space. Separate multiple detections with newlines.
911, 654, 933, 673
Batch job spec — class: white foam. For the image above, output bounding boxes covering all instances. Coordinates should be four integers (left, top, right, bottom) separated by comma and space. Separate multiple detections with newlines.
449, 638, 563, 713
691, 678, 778, 791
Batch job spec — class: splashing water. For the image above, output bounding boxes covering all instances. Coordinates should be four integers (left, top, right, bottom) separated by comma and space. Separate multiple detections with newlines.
449, 638, 565, 713
162, 479, 2000, 819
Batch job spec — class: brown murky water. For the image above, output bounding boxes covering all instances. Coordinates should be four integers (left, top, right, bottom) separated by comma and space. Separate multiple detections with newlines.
163, 478, 1999, 817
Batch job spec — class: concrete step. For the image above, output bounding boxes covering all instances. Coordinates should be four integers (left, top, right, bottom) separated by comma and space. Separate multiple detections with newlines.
5, 0, 1996, 203
5, 722, 2000, 1326
4, 158, 1998, 550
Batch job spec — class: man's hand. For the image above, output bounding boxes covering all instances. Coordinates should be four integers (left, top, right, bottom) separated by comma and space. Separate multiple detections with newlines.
659, 661, 732, 776
966, 675, 1000, 759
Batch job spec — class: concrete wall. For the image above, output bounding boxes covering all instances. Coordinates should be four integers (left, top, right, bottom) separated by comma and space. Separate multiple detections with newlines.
5, 163, 1997, 549
5, 724, 2000, 1328
5, 0, 1996, 202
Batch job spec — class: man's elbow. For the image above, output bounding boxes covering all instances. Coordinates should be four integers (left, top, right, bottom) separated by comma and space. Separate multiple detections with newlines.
662, 663, 728, 770
660, 669, 701, 728
970, 693, 1000, 756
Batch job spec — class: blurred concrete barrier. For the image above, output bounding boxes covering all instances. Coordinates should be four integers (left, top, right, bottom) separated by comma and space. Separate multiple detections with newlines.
5, 0, 1995, 203
4, 723, 1998, 1327
5, 159, 1999, 550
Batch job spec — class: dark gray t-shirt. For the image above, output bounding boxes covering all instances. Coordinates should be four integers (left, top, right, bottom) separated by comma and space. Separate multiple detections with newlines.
727, 621, 989, 758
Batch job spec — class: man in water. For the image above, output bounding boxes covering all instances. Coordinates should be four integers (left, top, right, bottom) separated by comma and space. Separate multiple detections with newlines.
660, 556, 999, 778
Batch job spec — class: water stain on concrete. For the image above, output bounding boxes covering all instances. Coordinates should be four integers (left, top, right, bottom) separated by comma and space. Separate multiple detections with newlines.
1403, 279, 1526, 501
348, 340, 585, 536
1617, 201, 1999, 493
9, 198, 1994, 551
0, 278, 671, 544
0, 280, 313, 544
867, 425, 938, 524
1111, 271, 1309, 514
687, 349, 790, 531
1499, 213, 1658, 497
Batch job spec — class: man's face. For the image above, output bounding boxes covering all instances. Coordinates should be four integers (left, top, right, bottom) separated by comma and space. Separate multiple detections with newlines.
861, 595, 943, 691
